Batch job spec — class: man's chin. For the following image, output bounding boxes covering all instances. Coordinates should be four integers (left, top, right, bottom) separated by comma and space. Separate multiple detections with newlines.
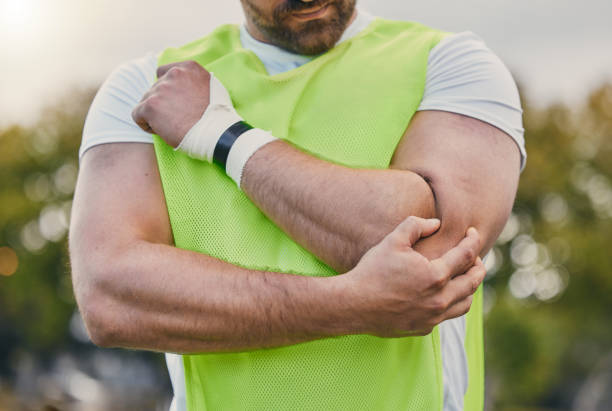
256, 1, 355, 55
288, 35, 336, 55
280, 18, 345, 55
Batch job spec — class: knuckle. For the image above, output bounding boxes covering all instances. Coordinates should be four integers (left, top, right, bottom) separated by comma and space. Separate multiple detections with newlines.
430, 296, 449, 314
138, 99, 158, 119
185, 60, 200, 69
156, 81, 170, 92
460, 247, 476, 264
381, 233, 399, 251
429, 271, 447, 289
399, 216, 417, 232
386, 230, 401, 246
405, 216, 420, 230
167, 66, 184, 78
405, 215, 419, 224
471, 277, 481, 293
146, 95, 161, 109
140, 101, 153, 116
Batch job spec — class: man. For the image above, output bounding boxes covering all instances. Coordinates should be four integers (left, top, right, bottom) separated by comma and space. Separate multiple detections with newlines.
70, 0, 525, 410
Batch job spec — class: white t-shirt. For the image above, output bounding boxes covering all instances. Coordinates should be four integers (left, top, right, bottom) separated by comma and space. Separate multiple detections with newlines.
81, 10, 525, 411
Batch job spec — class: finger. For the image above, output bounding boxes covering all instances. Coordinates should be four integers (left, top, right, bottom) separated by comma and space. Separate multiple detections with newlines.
131, 103, 154, 134
443, 257, 485, 306
157, 62, 187, 79
432, 227, 481, 278
392, 216, 440, 248
440, 294, 474, 321
135, 87, 157, 107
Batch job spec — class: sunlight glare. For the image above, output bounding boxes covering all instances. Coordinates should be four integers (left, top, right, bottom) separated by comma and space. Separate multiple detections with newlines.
1, 0, 36, 31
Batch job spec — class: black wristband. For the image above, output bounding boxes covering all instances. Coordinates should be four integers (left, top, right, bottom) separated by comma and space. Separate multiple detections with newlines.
213, 121, 254, 169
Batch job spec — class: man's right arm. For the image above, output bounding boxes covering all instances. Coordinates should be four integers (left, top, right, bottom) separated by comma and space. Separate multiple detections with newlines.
69, 143, 485, 352
71, 143, 350, 352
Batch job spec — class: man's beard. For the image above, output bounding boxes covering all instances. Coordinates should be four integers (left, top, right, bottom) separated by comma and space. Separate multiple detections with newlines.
243, 0, 357, 56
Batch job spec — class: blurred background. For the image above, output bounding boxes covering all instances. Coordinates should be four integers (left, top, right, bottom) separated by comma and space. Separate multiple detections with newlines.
1, 0, 611, 410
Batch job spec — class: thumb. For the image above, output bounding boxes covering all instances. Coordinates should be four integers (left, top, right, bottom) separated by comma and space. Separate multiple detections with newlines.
392, 216, 440, 248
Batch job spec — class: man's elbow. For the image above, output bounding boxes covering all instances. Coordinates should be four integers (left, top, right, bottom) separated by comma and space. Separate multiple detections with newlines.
412, 173, 516, 261
351, 171, 436, 268
70, 246, 127, 348
79, 290, 120, 348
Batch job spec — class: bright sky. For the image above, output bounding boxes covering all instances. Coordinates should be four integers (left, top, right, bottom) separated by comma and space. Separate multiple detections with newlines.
1, 0, 611, 127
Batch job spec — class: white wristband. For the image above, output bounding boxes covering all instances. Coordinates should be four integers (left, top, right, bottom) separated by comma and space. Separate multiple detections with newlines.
226, 128, 278, 187
175, 73, 242, 162
174, 72, 278, 186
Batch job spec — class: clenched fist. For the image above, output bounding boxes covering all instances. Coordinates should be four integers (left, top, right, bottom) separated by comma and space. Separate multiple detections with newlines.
132, 61, 212, 148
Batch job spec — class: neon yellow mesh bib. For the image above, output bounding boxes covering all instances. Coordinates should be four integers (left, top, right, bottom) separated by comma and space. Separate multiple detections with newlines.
154, 19, 482, 411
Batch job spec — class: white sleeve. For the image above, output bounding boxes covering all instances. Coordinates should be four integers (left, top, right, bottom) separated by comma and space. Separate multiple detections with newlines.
79, 53, 159, 159
418, 32, 526, 170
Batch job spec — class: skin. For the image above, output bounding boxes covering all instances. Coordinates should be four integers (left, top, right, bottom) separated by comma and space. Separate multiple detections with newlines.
71, 148, 484, 352
70, 0, 519, 353
240, 0, 358, 55
133, 61, 520, 270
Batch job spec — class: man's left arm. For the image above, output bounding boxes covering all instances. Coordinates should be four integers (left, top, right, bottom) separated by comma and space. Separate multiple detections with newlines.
240, 109, 520, 267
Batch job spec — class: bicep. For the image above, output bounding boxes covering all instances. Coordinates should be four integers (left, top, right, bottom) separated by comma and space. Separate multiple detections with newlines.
390, 110, 520, 258
73, 57, 168, 249
70, 143, 173, 269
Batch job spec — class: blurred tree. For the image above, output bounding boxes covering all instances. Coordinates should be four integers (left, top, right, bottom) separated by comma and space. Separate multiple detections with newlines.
483, 84, 612, 410
0, 90, 171, 409
0, 91, 92, 364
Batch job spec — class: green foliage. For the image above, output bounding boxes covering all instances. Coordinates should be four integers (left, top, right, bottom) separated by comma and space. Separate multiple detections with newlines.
484, 84, 612, 409
0, 90, 94, 363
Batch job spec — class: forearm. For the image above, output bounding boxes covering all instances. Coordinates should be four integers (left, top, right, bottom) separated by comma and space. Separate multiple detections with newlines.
241, 140, 435, 272
71, 144, 356, 354
134, 63, 517, 272
72, 141, 487, 353
133, 63, 436, 272
73, 238, 354, 354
